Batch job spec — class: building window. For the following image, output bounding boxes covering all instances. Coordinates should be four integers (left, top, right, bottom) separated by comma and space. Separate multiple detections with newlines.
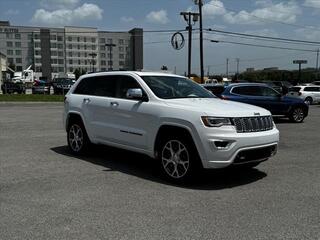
84, 53, 87, 57
35, 42, 41, 48
77, 37, 80, 42
50, 35, 57, 41
100, 46, 106, 51
84, 45, 87, 50
35, 58, 41, 63
58, 51, 63, 57
91, 38, 96, 43
15, 42, 21, 48
58, 67, 64, 72
92, 45, 96, 50
68, 36, 72, 42
119, 61, 125, 66
101, 60, 106, 66
6, 33, 13, 39
69, 67, 73, 72
78, 60, 81, 65
119, 46, 124, 52
68, 44, 72, 49
35, 50, 40, 56
108, 60, 113, 66
51, 51, 57, 56
99, 38, 105, 44
78, 44, 80, 50
57, 36, 63, 41
100, 53, 106, 58
8, 58, 14, 63
58, 44, 63, 49
119, 54, 124, 59
69, 59, 73, 65
15, 33, 21, 39
16, 66, 23, 71
16, 58, 22, 63
58, 59, 64, 64
68, 52, 72, 57
51, 59, 58, 64
6, 42, 13, 47
15, 50, 21, 55
51, 43, 57, 48
84, 37, 87, 42
35, 66, 42, 72
28, 34, 32, 40
84, 60, 87, 65
78, 52, 81, 57
34, 34, 39, 40
101, 67, 106, 71
107, 53, 113, 59
107, 38, 112, 44
119, 39, 124, 45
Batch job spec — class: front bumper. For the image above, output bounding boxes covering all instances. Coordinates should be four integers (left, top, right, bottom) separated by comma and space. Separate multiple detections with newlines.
197, 126, 279, 169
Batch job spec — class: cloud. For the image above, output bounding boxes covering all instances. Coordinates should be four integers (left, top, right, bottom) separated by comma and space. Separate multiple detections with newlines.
32, 3, 103, 26
223, 1, 301, 25
295, 27, 320, 41
121, 16, 134, 23
245, 29, 279, 37
40, 0, 80, 9
146, 9, 169, 24
203, 0, 226, 18
304, 0, 320, 8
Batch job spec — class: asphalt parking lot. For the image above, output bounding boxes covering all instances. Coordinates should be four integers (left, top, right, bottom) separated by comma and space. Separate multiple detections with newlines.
1, 103, 319, 240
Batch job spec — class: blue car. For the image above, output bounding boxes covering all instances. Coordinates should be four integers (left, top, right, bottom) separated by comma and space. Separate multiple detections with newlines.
221, 83, 309, 123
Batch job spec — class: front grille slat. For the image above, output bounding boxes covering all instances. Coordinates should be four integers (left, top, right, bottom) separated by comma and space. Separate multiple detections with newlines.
232, 116, 273, 133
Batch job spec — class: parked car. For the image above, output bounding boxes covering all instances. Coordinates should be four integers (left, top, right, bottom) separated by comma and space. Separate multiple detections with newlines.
52, 78, 76, 94
259, 81, 282, 93
32, 81, 50, 94
221, 83, 309, 123
1, 82, 25, 94
64, 72, 279, 182
310, 81, 320, 86
270, 81, 293, 94
201, 84, 225, 98
287, 85, 320, 105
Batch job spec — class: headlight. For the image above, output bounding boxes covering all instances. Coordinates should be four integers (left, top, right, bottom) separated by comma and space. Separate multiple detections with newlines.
201, 116, 232, 127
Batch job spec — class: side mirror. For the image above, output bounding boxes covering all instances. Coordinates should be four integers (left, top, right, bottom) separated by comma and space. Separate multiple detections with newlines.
126, 88, 144, 100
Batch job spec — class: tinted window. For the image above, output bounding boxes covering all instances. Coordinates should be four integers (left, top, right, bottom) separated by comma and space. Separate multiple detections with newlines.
203, 85, 225, 96
232, 86, 262, 96
73, 76, 116, 97
118, 76, 142, 99
304, 87, 320, 92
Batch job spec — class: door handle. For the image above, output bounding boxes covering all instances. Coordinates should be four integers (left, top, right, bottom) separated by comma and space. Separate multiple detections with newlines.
110, 101, 119, 107
83, 98, 91, 103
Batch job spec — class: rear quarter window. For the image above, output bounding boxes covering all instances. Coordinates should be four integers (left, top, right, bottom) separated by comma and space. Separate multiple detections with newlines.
289, 87, 301, 92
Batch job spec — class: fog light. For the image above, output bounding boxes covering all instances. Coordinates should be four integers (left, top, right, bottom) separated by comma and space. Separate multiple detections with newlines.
214, 141, 230, 149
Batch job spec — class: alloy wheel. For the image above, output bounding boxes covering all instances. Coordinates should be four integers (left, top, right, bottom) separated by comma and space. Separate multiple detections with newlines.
161, 140, 190, 179
292, 108, 304, 122
69, 124, 84, 152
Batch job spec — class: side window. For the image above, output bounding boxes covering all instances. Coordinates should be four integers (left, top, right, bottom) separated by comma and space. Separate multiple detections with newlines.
232, 86, 262, 96
117, 76, 142, 99
260, 86, 279, 97
73, 76, 116, 97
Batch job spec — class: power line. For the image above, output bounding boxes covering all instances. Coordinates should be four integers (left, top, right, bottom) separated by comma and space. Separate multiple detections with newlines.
206, 29, 320, 45
206, 39, 317, 52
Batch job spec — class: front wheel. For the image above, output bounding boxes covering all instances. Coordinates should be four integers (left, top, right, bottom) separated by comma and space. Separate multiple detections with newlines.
289, 107, 305, 123
304, 97, 313, 105
157, 136, 201, 182
67, 121, 90, 154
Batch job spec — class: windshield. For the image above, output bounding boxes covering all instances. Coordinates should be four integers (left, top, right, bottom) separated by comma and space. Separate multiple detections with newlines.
141, 76, 215, 99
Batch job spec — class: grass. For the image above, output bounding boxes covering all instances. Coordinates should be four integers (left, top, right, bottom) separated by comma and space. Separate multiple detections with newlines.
0, 94, 64, 102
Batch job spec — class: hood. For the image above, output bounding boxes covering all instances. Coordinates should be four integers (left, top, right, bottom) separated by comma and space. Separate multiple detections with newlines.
164, 98, 271, 117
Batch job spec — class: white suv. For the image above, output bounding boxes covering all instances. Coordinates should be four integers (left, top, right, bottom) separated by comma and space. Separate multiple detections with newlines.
63, 72, 279, 181
287, 85, 320, 105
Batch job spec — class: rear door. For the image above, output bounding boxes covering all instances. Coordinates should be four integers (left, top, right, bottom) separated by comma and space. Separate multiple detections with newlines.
259, 86, 288, 115
288, 87, 302, 97
230, 86, 268, 108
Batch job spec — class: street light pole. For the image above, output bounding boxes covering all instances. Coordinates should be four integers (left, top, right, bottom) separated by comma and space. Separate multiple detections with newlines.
105, 43, 116, 70
180, 12, 199, 78
194, 0, 204, 83
88, 53, 97, 72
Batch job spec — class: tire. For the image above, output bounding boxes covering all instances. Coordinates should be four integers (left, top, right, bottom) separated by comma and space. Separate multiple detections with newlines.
156, 134, 201, 183
67, 119, 91, 155
304, 97, 313, 105
289, 107, 305, 123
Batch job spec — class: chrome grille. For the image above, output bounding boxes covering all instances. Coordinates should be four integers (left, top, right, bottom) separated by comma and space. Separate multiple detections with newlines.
232, 116, 273, 133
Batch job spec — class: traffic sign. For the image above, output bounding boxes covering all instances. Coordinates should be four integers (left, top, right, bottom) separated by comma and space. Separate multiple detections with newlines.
171, 32, 185, 50
293, 60, 307, 64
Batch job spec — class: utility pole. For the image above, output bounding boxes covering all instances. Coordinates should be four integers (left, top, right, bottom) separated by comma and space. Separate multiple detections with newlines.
317, 49, 319, 79
207, 65, 210, 77
195, 0, 204, 83
236, 58, 240, 80
180, 11, 199, 78
226, 58, 229, 77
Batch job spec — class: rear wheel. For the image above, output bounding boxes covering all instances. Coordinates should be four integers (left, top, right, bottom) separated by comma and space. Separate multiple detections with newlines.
304, 97, 313, 105
157, 135, 201, 182
67, 120, 90, 154
289, 107, 305, 123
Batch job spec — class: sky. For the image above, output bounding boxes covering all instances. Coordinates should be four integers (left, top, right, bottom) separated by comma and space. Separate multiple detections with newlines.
1, 0, 320, 75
